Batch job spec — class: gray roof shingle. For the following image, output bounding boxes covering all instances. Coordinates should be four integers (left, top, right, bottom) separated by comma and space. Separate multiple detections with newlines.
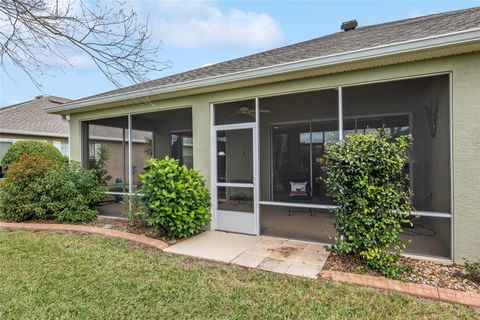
0, 96, 148, 140
74, 6, 480, 103
0, 96, 70, 136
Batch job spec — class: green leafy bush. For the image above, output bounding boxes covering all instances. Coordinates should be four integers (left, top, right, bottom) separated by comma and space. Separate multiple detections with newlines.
0, 153, 105, 223
324, 132, 412, 278
34, 162, 106, 222
1, 140, 65, 173
140, 157, 211, 239
0, 153, 58, 221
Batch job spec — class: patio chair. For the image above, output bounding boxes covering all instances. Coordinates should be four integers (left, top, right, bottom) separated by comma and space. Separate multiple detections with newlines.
288, 177, 312, 215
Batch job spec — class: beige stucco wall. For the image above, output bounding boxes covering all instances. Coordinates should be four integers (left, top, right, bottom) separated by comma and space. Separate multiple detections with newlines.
68, 52, 480, 263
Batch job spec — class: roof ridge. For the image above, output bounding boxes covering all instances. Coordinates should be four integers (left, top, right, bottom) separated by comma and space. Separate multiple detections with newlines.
355, 6, 480, 31
1, 96, 70, 111
0, 99, 36, 111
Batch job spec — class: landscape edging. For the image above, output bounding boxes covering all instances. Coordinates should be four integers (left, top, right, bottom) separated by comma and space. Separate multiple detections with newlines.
0, 222, 169, 250
1, 222, 478, 308
320, 270, 480, 308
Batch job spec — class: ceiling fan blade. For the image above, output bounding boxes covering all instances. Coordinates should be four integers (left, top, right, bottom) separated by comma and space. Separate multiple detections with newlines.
259, 109, 270, 113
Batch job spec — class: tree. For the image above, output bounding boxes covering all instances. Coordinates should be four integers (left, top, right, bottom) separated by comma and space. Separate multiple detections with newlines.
88, 143, 111, 186
0, 0, 171, 88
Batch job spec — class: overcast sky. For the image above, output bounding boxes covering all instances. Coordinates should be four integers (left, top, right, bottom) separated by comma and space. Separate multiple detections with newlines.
1, 0, 479, 107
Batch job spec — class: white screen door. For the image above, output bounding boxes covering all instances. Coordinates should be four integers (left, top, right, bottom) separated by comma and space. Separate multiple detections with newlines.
213, 123, 257, 234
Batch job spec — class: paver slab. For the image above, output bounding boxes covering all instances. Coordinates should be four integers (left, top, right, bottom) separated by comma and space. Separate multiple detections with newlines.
164, 231, 259, 263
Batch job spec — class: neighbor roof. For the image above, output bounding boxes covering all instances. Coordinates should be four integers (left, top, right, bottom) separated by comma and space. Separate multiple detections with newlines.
0, 96, 71, 137
56, 6, 480, 110
0, 96, 148, 141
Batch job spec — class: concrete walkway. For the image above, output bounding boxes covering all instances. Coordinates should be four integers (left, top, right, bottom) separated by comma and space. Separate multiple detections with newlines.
164, 231, 329, 278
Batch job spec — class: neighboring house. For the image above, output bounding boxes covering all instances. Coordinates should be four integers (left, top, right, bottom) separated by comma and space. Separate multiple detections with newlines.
0, 96, 71, 162
0, 96, 149, 186
47, 7, 480, 263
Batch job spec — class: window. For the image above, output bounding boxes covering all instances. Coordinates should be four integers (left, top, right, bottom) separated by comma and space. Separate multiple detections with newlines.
271, 120, 342, 205
53, 140, 69, 157
61, 142, 69, 156
0, 141, 13, 164
88, 142, 102, 161
270, 116, 409, 206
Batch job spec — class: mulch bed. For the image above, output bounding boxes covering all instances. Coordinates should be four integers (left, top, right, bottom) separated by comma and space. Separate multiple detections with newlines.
323, 251, 480, 294
90, 217, 181, 246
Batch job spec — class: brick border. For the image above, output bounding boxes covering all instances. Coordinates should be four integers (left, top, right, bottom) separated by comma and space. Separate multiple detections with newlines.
320, 270, 480, 308
0, 222, 169, 250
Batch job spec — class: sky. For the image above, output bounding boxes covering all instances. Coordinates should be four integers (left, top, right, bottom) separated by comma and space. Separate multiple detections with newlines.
1, 0, 479, 107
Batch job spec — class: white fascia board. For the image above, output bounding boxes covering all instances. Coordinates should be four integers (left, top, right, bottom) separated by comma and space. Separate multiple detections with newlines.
46, 27, 480, 114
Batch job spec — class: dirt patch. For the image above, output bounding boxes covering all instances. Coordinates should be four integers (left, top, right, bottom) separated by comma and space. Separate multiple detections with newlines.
267, 246, 299, 258
324, 251, 480, 294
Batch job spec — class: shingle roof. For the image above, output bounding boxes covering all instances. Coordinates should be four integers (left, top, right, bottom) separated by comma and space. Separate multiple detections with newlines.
0, 96, 70, 136
0, 96, 149, 141
75, 6, 480, 103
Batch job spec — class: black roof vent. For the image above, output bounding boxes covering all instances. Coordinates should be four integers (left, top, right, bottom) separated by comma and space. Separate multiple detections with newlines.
341, 20, 358, 31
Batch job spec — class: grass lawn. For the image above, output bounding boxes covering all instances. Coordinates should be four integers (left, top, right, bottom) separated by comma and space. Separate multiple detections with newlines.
0, 230, 477, 319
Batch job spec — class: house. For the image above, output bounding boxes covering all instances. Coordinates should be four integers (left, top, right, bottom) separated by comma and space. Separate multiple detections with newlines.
0, 96, 149, 192
46, 7, 480, 263
0, 96, 71, 162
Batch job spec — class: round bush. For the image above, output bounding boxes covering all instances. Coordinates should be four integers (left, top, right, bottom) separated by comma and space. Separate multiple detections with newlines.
0, 153, 105, 223
140, 157, 211, 239
324, 132, 412, 278
33, 161, 106, 223
1, 140, 65, 173
0, 153, 59, 221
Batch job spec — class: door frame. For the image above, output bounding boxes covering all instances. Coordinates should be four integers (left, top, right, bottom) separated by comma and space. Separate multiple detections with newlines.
210, 105, 259, 235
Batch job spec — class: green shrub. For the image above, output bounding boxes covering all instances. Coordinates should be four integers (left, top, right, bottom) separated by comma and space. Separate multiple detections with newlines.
139, 157, 211, 239
34, 162, 106, 223
324, 132, 412, 278
1, 140, 65, 173
0, 154, 105, 223
0, 153, 59, 221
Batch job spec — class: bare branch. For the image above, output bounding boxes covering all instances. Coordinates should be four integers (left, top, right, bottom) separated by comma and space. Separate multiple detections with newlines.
0, 0, 171, 89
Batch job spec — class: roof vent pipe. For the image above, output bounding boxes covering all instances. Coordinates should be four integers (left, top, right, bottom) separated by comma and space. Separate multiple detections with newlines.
341, 20, 358, 31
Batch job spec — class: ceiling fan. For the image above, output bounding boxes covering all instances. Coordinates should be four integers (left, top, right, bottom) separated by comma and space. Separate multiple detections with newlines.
229, 103, 270, 118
